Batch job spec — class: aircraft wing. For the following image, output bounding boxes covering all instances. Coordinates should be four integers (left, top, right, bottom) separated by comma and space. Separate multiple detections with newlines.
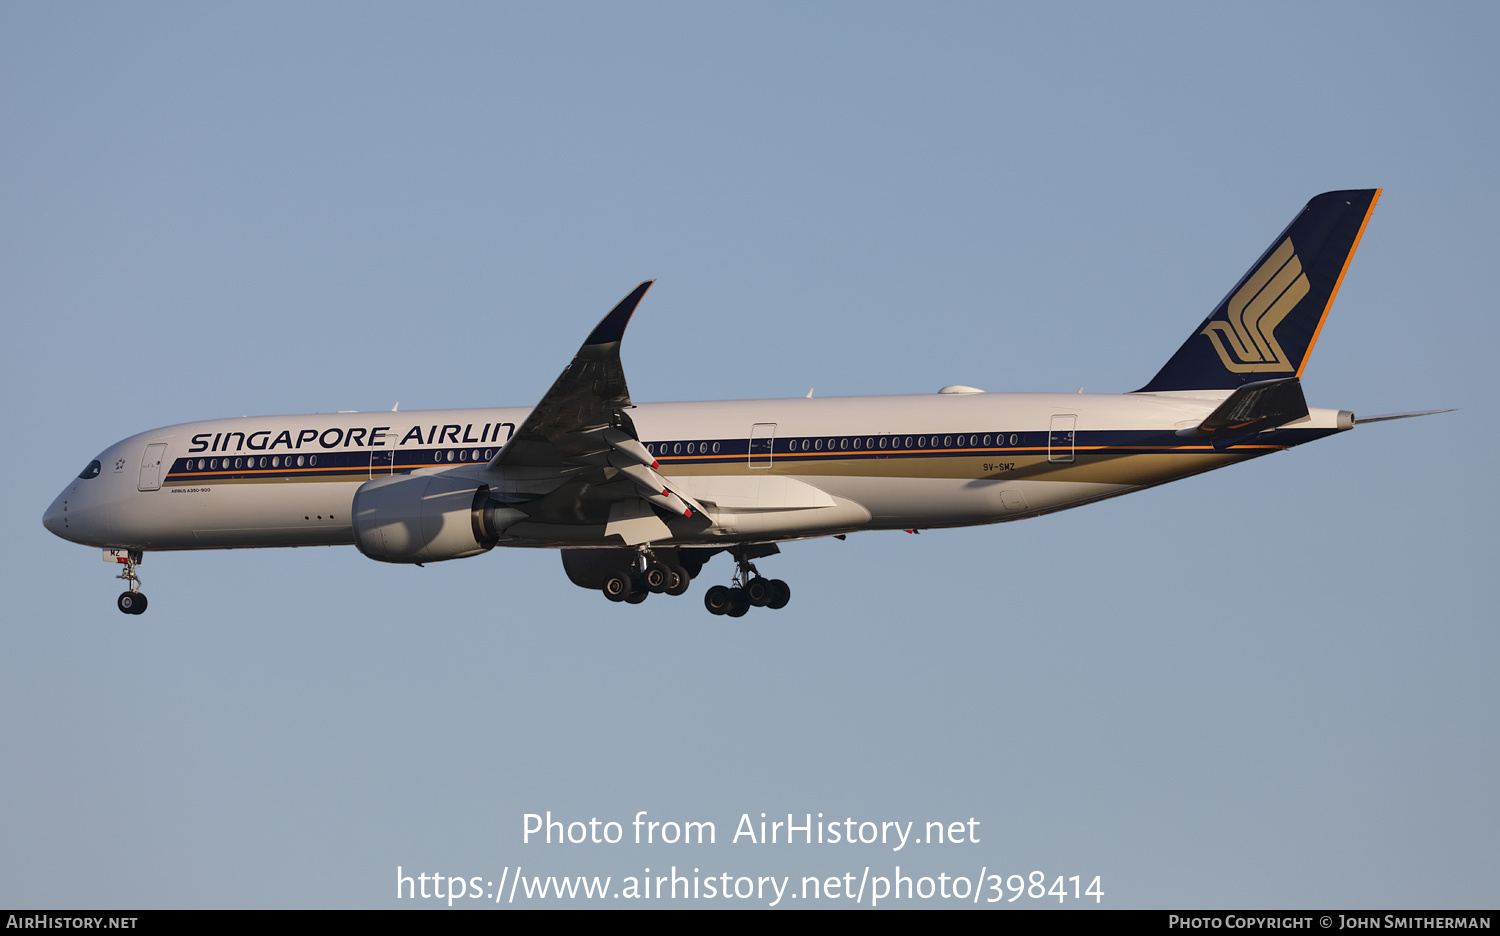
485, 282, 707, 543
491, 282, 651, 469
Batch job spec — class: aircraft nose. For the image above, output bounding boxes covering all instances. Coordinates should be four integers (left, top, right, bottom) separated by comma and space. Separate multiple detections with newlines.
42, 491, 68, 536
43, 485, 94, 544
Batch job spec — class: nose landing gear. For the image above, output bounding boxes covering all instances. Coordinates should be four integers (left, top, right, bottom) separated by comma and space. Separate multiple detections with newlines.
112, 550, 148, 615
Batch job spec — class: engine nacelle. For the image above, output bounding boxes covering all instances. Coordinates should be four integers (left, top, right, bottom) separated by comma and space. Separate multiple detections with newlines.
353, 473, 513, 564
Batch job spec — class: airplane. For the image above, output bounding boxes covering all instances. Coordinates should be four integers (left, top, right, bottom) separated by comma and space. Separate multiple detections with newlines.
43, 189, 1449, 618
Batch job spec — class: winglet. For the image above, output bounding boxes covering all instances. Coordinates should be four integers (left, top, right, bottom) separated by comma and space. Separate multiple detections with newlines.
583, 281, 654, 347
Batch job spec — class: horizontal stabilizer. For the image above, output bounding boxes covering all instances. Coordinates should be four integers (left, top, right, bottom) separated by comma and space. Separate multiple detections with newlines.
1177, 376, 1309, 442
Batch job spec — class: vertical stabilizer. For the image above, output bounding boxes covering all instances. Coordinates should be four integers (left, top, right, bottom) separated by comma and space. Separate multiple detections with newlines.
1136, 189, 1380, 392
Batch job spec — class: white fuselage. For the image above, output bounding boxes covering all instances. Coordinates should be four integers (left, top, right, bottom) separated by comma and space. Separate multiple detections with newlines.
43, 390, 1349, 553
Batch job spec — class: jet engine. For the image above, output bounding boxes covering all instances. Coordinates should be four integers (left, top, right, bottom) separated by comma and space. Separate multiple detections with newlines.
352, 473, 522, 564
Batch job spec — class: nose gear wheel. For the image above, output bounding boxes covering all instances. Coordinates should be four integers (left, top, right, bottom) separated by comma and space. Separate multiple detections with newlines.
113, 550, 148, 615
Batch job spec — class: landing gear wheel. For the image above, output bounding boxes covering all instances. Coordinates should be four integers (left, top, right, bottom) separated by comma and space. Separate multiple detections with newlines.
725, 587, 750, 618
704, 585, 731, 615
117, 591, 147, 615
602, 572, 632, 603
663, 565, 690, 597
112, 550, 147, 614
766, 579, 791, 610
644, 563, 669, 593
745, 577, 773, 607
625, 590, 648, 604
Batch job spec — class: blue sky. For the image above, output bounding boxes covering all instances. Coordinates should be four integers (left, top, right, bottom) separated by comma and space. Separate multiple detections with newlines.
3, 2, 1496, 908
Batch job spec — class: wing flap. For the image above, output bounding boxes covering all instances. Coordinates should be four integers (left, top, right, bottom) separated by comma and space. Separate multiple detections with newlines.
605, 500, 673, 546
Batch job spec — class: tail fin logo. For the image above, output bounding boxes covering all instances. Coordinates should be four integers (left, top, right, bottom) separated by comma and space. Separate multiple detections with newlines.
1200, 238, 1310, 373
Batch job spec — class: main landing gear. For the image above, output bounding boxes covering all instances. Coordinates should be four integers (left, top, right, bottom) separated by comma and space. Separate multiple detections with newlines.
594, 544, 791, 616
601, 545, 691, 605
114, 550, 148, 615
703, 546, 790, 618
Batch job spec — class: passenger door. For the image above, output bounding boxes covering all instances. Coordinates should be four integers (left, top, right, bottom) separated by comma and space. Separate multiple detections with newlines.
1048, 415, 1076, 464
749, 423, 776, 469
137, 443, 168, 491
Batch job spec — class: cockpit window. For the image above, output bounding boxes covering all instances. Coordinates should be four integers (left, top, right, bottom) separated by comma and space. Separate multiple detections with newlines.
78, 460, 102, 480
